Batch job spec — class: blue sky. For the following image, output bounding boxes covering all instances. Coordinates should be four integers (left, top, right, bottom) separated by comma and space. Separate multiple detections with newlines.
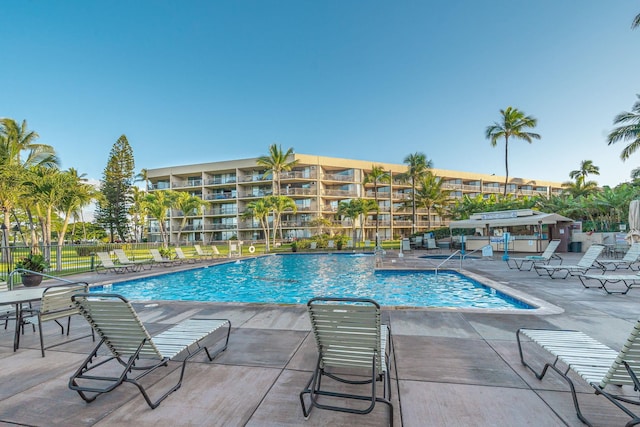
3, 1, 639, 187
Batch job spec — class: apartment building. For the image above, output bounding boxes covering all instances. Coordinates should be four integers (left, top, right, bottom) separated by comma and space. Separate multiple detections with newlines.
145, 153, 563, 244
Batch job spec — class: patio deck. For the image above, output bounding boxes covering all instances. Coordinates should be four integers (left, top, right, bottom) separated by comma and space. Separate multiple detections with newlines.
1, 251, 638, 426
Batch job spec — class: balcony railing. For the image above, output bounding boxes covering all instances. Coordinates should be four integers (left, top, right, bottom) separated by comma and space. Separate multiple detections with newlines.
323, 189, 358, 197
172, 180, 203, 188
323, 173, 353, 182
205, 177, 237, 185
282, 187, 316, 196
205, 208, 238, 215
205, 193, 235, 200
239, 175, 270, 183
204, 223, 237, 230
280, 170, 317, 180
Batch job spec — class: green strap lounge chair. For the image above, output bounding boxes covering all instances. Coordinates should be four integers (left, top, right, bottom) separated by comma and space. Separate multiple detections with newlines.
517, 323, 640, 426
300, 297, 393, 426
533, 244, 605, 279
506, 239, 562, 271
68, 293, 231, 409
19, 282, 95, 357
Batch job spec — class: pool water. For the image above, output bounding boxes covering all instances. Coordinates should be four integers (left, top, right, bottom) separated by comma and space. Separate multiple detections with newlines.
93, 254, 532, 309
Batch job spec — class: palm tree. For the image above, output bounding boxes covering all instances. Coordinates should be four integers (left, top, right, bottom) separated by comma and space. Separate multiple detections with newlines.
363, 165, 390, 241
569, 160, 600, 185
561, 179, 600, 198
401, 152, 432, 234
129, 187, 148, 242
173, 192, 205, 244
265, 195, 297, 244
338, 199, 369, 245
243, 199, 271, 252
632, 12, 640, 29
143, 190, 177, 247
485, 107, 541, 196
256, 144, 298, 196
607, 95, 640, 161
0, 118, 58, 229
414, 172, 451, 229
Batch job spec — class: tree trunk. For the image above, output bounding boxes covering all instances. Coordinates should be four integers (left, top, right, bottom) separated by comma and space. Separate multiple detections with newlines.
503, 136, 509, 197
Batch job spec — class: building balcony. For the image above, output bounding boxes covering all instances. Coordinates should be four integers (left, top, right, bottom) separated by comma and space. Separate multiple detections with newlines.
172, 180, 203, 188
204, 177, 237, 186
280, 170, 317, 180
282, 187, 316, 196
322, 173, 354, 182
204, 193, 236, 200
238, 175, 270, 183
322, 189, 358, 197
205, 207, 238, 216
204, 223, 237, 230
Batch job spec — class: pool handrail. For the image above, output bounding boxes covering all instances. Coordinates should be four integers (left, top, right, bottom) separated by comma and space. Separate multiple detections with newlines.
463, 245, 492, 260
435, 250, 462, 276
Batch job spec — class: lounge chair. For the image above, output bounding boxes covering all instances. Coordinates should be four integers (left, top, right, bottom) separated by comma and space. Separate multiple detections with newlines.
174, 247, 199, 263
517, 324, 640, 426
19, 282, 95, 357
533, 244, 605, 279
577, 271, 640, 295
596, 243, 640, 271
95, 252, 135, 274
309, 242, 317, 250
211, 245, 223, 257
193, 244, 213, 260
327, 240, 335, 250
68, 293, 231, 409
149, 249, 178, 267
506, 239, 562, 271
113, 249, 153, 271
300, 297, 393, 425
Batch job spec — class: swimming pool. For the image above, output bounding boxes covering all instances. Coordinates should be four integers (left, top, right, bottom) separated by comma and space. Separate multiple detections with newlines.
93, 254, 533, 309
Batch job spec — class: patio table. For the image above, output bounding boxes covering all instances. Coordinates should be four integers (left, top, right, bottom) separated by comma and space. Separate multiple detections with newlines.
0, 288, 45, 351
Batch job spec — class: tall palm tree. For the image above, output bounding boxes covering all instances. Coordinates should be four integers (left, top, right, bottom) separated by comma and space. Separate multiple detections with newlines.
561, 178, 600, 198
569, 160, 600, 186
401, 152, 432, 234
173, 192, 205, 244
632, 12, 640, 29
143, 190, 177, 247
607, 95, 640, 161
256, 144, 298, 196
363, 165, 390, 241
338, 199, 368, 245
485, 107, 541, 196
414, 172, 451, 230
242, 199, 271, 252
265, 195, 297, 244
129, 187, 148, 242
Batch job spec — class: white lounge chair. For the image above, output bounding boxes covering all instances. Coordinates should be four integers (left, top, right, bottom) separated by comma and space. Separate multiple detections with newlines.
174, 247, 199, 263
300, 297, 393, 425
327, 240, 335, 250
69, 293, 231, 409
506, 240, 562, 271
533, 244, 604, 279
517, 324, 640, 426
309, 242, 317, 250
193, 244, 213, 260
113, 249, 153, 271
149, 249, 178, 267
596, 243, 640, 271
95, 252, 135, 274
578, 271, 640, 295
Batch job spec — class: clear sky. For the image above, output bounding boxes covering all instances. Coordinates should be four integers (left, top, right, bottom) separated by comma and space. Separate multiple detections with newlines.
3, 1, 639, 187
